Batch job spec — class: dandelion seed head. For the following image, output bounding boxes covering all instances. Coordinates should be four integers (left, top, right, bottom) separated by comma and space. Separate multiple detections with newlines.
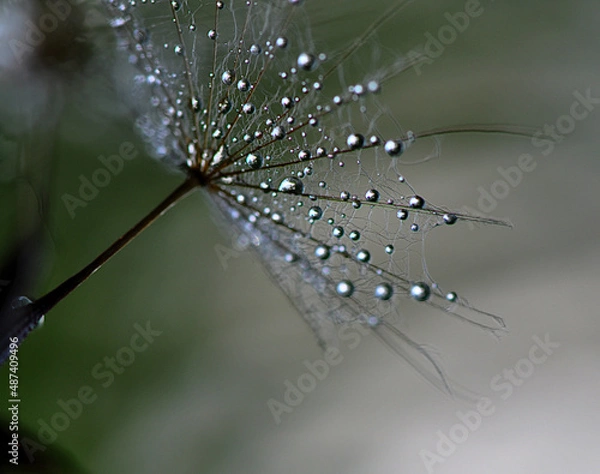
102, 0, 509, 391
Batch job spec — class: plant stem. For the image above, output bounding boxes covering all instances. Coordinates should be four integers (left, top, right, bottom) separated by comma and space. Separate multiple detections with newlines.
1, 176, 198, 363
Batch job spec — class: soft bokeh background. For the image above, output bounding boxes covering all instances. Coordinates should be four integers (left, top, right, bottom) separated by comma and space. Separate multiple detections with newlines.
1, 0, 599, 472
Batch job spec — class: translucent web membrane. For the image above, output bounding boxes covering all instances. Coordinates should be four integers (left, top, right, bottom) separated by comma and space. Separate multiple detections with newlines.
103, 0, 530, 395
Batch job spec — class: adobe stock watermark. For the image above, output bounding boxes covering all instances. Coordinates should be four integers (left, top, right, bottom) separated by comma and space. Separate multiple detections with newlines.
406, 0, 487, 75
214, 243, 242, 271
61, 141, 138, 218
214, 231, 259, 271
267, 322, 373, 425
419, 333, 560, 473
460, 88, 599, 227
7, 0, 78, 65
18, 321, 162, 462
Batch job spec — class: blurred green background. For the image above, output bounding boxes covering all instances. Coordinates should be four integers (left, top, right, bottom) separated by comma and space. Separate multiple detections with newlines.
1, 0, 599, 472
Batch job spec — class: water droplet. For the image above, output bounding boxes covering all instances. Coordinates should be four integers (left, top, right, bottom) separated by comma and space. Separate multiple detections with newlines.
242, 103, 255, 114
374, 283, 393, 300
410, 282, 431, 301
278, 177, 304, 195
349, 230, 360, 241
409, 195, 425, 209
218, 98, 232, 114
110, 17, 129, 28
315, 245, 330, 260
351, 84, 365, 96
384, 139, 405, 156
237, 78, 250, 91
385, 245, 394, 254
308, 206, 323, 220
190, 96, 201, 112
297, 52, 315, 70
271, 126, 285, 140
332, 226, 344, 238
222, 70, 235, 85
336, 280, 354, 297
367, 80, 380, 93
446, 291, 458, 302
298, 150, 311, 161
276, 36, 288, 48
356, 249, 370, 262
245, 153, 263, 169
347, 133, 365, 150
365, 189, 379, 202
443, 213, 458, 225
367, 315, 380, 327
397, 209, 408, 220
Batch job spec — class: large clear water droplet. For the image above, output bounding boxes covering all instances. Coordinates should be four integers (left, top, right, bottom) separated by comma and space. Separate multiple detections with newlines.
245, 153, 263, 170
410, 282, 431, 301
308, 206, 323, 220
278, 177, 304, 195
